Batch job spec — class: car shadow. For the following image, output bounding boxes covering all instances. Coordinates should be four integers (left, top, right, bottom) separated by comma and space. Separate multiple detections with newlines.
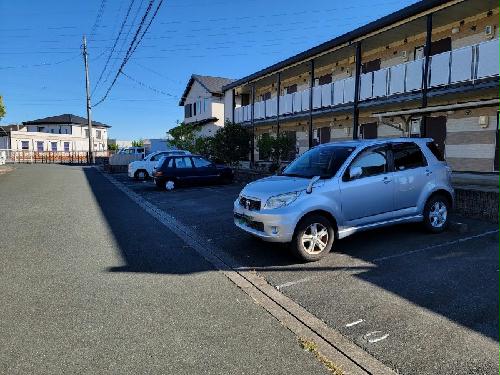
83, 167, 499, 342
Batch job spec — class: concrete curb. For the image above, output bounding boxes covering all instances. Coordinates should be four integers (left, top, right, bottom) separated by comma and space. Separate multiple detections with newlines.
99, 168, 397, 375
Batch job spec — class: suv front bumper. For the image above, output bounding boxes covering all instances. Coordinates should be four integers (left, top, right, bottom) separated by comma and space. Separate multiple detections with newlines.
233, 201, 296, 243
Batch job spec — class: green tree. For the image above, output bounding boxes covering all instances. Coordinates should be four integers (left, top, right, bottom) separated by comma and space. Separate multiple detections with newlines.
0, 95, 6, 120
211, 121, 251, 165
167, 123, 201, 152
132, 139, 144, 147
108, 143, 119, 151
193, 136, 214, 158
256, 132, 295, 172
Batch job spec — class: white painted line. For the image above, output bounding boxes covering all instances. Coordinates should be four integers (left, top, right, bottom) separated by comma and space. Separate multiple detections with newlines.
345, 319, 364, 327
275, 277, 315, 291
368, 334, 389, 343
363, 331, 389, 343
372, 229, 499, 262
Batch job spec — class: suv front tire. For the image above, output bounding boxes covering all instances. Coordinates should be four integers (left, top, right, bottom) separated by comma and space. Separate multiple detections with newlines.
291, 214, 335, 262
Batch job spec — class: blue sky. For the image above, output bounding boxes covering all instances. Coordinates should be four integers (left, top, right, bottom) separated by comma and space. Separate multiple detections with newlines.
0, 0, 416, 140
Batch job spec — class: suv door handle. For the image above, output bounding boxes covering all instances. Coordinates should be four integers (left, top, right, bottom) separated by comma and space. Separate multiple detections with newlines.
383, 176, 392, 184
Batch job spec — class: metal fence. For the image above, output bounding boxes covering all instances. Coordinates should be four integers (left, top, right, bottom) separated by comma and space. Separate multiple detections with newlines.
0, 149, 111, 164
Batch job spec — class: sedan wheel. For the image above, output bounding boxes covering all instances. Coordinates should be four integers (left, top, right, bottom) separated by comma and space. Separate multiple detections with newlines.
165, 180, 175, 191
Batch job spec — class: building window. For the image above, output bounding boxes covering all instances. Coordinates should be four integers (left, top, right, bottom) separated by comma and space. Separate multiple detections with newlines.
51, 142, 57, 151
204, 98, 209, 112
193, 102, 197, 116
36, 141, 44, 152
96, 130, 102, 139
64, 142, 70, 152
84, 129, 89, 138
184, 103, 192, 118
50, 129, 55, 133
21, 141, 29, 150
37, 126, 45, 132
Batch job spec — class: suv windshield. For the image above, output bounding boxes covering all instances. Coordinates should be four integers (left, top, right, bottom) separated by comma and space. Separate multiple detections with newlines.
282, 145, 355, 178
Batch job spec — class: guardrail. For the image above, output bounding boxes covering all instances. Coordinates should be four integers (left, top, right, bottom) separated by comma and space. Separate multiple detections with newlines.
234, 39, 499, 124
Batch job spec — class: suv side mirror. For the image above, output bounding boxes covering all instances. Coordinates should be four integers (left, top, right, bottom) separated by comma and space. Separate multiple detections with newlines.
349, 166, 362, 180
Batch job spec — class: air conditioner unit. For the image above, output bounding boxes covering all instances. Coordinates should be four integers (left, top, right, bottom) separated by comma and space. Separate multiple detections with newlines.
314, 79, 320, 86
401, 50, 408, 61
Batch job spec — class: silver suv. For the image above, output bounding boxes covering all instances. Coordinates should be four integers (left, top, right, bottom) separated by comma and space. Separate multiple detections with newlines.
234, 138, 453, 262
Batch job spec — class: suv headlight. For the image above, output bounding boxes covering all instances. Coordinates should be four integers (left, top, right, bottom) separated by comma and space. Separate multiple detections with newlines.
264, 191, 301, 209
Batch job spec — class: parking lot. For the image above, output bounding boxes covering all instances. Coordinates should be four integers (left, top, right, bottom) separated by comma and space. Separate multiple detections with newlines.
112, 173, 499, 375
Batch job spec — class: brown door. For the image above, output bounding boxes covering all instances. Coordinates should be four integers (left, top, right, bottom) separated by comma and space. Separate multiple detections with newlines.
494, 113, 499, 171
320, 127, 331, 144
362, 59, 381, 74
285, 84, 297, 94
430, 37, 451, 56
318, 74, 333, 85
241, 94, 250, 106
361, 122, 378, 139
285, 131, 297, 160
422, 116, 447, 155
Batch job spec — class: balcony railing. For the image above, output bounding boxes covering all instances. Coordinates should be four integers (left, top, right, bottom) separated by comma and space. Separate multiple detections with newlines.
234, 39, 498, 124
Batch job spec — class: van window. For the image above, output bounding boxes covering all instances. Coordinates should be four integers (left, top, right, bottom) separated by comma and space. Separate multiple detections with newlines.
392, 143, 427, 170
426, 142, 445, 161
348, 147, 388, 178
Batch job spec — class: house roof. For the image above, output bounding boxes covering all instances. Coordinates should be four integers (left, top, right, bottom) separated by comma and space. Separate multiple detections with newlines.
22, 114, 111, 128
222, 0, 473, 91
179, 75, 235, 106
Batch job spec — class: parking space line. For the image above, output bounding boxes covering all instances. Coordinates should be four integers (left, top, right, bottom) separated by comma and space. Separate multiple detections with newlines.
275, 277, 316, 291
346, 319, 364, 327
372, 229, 499, 263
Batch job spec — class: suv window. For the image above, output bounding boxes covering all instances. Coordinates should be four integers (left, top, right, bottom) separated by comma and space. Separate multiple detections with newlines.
426, 142, 445, 161
348, 146, 388, 179
175, 157, 193, 169
392, 143, 427, 170
192, 156, 212, 168
150, 153, 165, 161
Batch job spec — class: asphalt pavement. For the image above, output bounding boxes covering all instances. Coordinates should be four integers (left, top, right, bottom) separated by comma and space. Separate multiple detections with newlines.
111, 171, 500, 375
0, 164, 329, 375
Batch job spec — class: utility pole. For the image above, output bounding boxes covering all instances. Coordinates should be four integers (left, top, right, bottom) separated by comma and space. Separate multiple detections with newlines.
82, 35, 94, 164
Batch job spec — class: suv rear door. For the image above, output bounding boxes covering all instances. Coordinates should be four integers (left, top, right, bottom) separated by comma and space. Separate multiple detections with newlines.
340, 144, 395, 226
391, 142, 430, 216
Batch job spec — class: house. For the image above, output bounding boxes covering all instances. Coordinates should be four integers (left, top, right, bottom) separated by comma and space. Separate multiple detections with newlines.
222, 0, 499, 173
0, 114, 110, 152
179, 75, 235, 137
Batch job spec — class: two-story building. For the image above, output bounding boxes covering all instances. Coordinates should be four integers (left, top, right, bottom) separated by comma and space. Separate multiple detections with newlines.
0, 114, 110, 152
223, 0, 499, 173
179, 75, 235, 137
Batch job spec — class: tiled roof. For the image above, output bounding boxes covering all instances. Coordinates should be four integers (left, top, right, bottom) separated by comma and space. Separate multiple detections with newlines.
22, 114, 110, 128
179, 75, 235, 106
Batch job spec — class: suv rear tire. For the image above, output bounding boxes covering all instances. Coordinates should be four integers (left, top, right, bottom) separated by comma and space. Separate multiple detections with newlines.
291, 214, 335, 262
423, 194, 450, 233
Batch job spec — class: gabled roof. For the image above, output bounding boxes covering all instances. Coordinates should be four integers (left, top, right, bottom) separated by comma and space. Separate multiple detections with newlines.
179, 75, 235, 106
22, 114, 110, 128
222, 0, 490, 91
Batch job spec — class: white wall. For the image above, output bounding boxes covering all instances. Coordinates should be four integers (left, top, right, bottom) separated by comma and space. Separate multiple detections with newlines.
223, 90, 234, 122
184, 81, 213, 123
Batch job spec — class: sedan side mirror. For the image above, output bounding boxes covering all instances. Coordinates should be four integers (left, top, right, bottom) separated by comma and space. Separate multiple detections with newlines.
349, 166, 362, 180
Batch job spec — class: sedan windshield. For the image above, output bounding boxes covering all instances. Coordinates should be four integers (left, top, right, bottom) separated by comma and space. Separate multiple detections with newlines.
282, 145, 355, 178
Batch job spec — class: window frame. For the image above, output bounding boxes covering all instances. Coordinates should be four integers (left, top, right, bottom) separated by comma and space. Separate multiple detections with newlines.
174, 156, 194, 169
391, 142, 428, 171
191, 156, 213, 168
343, 144, 391, 181
21, 141, 30, 150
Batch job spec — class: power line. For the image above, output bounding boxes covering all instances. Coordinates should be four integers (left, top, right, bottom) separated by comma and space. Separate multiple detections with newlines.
90, 0, 108, 37
121, 71, 178, 98
91, 0, 137, 96
93, 0, 164, 107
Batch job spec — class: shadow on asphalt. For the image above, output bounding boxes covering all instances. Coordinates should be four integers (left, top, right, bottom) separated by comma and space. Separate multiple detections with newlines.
84, 168, 499, 343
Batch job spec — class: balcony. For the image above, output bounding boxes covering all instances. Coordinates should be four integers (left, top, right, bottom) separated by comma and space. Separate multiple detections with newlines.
234, 39, 498, 124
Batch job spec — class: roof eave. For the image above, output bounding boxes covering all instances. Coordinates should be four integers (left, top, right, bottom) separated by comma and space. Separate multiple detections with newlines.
222, 0, 452, 91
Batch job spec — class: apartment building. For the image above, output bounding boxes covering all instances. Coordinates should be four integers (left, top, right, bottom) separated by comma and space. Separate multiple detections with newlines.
223, 0, 499, 172
179, 75, 235, 137
0, 114, 110, 152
